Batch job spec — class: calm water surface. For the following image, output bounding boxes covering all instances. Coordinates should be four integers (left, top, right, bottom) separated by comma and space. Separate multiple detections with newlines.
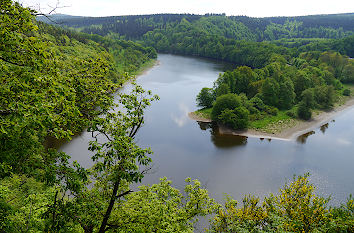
62, 54, 354, 204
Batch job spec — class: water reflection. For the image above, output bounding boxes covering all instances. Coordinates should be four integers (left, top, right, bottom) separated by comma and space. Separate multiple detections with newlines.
197, 121, 210, 131
171, 102, 190, 127
297, 130, 315, 144
44, 135, 68, 150
197, 121, 248, 148
320, 123, 329, 134
211, 126, 247, 148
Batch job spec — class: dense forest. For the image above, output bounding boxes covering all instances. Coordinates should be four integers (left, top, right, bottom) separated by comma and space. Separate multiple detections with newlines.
41, 13, 354, 41
40, 13, 354, 65
2, 1, 354, 232
195, 51, 354, 131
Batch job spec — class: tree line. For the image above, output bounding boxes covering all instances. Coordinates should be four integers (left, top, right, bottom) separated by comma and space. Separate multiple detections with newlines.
44, 13, 354, 41
197, 51, 354, 130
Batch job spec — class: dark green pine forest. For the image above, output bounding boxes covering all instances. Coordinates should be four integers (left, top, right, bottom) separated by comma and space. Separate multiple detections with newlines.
1, 1, 354, 232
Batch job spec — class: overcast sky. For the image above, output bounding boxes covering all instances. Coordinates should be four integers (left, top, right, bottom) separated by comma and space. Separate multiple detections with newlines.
18, 0, 354, 18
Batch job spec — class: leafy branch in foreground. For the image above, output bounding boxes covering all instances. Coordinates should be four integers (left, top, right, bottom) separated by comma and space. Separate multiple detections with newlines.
209, 173, 354, 233
88, 83, 159, 233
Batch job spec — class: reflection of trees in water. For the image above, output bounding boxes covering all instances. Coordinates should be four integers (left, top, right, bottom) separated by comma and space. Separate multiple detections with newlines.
320, 123, 329, 134
197, 121, 247, 148
297, 131, 315, 144
197, 121, 210, 131
44, 135, 69, 149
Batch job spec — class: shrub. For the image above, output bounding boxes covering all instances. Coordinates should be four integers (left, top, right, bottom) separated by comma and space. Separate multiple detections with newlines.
314, 85, 335, 109
265, 106, 278, 116
248, 106, 259, 115
196, 87, 214, 108
218, 107, 249, 130
343, 88, 351, 96
215, 83, 230, 97
250, 96, 266, 111
297, 101, 312, 120
211, 93, 241, 120
209, 174, 331, 233
286, 109, 297, 118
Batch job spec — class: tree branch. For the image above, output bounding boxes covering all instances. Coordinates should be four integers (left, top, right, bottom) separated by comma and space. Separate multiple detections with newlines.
129, 116, 143, 138
0, 56, 27, 67
115, 190, 133, 200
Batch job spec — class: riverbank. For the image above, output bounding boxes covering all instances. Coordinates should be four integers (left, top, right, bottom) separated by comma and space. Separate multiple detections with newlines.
189, 97, 354, 141
134, 59, 161, 77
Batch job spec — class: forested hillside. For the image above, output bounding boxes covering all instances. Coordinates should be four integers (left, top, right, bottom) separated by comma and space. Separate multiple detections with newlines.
0, 1, 159, 231
42, 13, 354, 41
1, 1, 157, 178
40, 13, 354, 62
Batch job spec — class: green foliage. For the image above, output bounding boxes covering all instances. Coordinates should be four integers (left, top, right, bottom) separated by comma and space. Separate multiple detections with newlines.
265, 105, 279, 116
199, 50, 351, 128
229, 66, 255, 94
218, 107, 249, 130
301, 88, 315, 108
328, 195, 354, 232
215, 83, 230, 97
211, 94, 241, 121
3, 3, 354, 232
343, 88, 351, 96
196, 87, 214, 108
195, 107, 213, 120
294, 70, 313, 99
54, 13, 354, 49
0, 0, 157, 180
262, 78, 280, 106
319, 51, 348, 79
108, 177, 219, 232
209, 174, 331, 232
0, 175, 56, 232
87, 84, 159, 232
264, 174, 330, 232
314, 85, 335, 109
297, 89, 315, 120
250, 96, 266, 111
341, 60, 354, 83
278, 78, 296, 109
286, 108, 297, 118
249, 110, 291, 130
37, 22, 157, 83
297, 101, 312, 120
0, 0, 111, 179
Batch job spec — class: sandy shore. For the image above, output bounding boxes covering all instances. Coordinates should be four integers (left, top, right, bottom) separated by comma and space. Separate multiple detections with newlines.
188, 112, 212, 123
189, 98, 354, 141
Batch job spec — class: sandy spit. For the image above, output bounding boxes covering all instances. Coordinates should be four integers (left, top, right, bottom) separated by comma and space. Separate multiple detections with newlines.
188, 98, 354, 141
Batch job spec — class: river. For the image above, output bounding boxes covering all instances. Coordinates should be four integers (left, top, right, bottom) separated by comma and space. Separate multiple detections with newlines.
61, 54, 354, 205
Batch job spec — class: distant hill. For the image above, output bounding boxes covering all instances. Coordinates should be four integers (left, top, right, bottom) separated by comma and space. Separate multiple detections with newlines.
36, 13, 83, 24
40, 13, 354, 41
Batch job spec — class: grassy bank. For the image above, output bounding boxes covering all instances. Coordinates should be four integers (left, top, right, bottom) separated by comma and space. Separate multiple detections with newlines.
195, 108, 296, 133
249, 111, 296, 134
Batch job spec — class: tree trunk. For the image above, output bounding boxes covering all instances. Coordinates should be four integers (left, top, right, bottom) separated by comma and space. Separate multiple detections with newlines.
98, 180, 120, 233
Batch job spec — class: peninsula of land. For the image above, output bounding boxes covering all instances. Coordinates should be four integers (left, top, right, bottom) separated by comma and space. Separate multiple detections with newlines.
189, 97, 354, 140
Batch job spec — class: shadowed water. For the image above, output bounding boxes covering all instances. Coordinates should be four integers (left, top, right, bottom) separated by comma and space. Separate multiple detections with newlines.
61, 54, 354, 205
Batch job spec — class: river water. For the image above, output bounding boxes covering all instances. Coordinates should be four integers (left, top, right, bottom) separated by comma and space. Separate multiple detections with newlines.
62, 54, 354, 205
